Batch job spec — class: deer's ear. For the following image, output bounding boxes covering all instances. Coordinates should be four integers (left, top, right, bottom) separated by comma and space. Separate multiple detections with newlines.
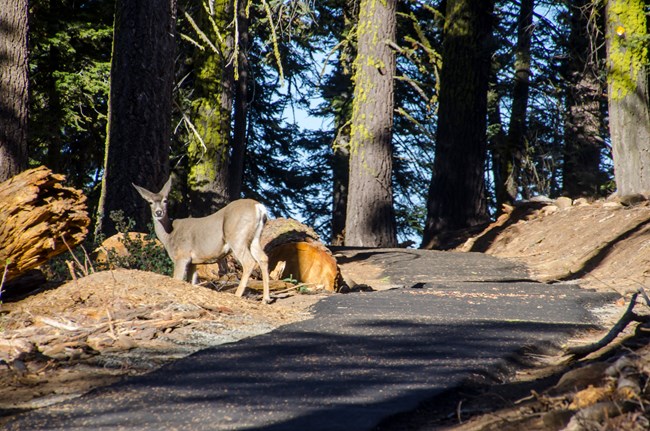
160, 176, 172, 196
133, 183, 153, 200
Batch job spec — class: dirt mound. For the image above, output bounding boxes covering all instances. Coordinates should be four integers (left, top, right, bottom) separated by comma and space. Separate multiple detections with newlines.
0, 269, 322, 416
461, 198, 650, 294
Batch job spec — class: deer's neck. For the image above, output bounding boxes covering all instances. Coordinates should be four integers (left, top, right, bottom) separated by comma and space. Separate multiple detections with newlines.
153, 216, 174, 244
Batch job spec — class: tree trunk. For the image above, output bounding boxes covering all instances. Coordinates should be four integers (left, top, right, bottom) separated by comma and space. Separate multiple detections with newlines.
421, 0, 494, 249
95, 0, 177, 237
344, 0, 397, 247
497, 0, 533, 207
0, 0, 29, 182
0, 166, 89, 282
605, 0, 650, 196
229, 0, 250, 201
331, 142, 350, 246
187, 0, 234, 215
330, 1, 356, 246
562, 0, 607, 198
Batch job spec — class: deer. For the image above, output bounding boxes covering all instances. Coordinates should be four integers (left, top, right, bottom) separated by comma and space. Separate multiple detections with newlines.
132, 176, 272, 304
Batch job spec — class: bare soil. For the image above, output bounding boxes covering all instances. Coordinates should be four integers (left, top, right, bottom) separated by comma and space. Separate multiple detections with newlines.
2, 197, 650, 430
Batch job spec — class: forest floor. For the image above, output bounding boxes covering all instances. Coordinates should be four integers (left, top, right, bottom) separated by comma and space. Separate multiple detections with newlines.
2, 196, 650, 429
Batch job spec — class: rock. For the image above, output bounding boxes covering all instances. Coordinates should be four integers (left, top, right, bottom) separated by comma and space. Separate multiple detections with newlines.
555, 196, 573, 209
94, 232, 163, 265
542, 205, 559, 216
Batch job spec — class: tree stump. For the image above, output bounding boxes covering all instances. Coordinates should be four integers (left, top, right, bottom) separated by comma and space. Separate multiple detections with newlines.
0, 166, 89, 282
260, 218, 343, 292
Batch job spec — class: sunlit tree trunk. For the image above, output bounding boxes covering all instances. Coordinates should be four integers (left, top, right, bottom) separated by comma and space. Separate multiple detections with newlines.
344, 0, 397, 247
605, 0, 650, 196
562, 0, 607, 198
421, 0, 494, 249
187, 0, 234, 215
0, 0, 29, 181
95, 0, 177, 237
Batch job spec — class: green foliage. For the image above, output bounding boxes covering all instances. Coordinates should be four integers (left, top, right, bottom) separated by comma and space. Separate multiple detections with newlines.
29, 0, 114, 214
43, 210, 172, 282
103, 211, 174, 276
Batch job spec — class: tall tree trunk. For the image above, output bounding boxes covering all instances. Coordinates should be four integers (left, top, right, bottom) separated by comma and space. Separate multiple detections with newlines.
330, 1, 356, 246
95, 0, 177, 237
229, 0, 249, 201
0, 0, 29, 181
562, 0, 606, 198
344, 0, 397, 247
421, 0, 494, 249
331, 137, 350, 245
187, 0, 234, 215
605, 0, 650, 196
498, 0, 533, 206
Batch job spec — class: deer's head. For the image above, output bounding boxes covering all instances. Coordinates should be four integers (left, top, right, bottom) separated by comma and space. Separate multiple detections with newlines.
133, 176, 173, 221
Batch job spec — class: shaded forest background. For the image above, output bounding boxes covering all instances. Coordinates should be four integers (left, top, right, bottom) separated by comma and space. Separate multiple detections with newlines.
1, 0, 649, 248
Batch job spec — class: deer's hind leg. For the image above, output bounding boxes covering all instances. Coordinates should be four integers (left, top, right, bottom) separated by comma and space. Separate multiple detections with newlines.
233, 246, 271, 303
250, 238, 271, 303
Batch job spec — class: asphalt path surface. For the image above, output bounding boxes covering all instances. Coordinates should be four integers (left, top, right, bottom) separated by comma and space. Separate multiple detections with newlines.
6, 249, 618, 430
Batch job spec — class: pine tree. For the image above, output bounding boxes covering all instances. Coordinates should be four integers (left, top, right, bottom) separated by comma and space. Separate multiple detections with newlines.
344, 0, 398, 247
185, 0, 235, 215
95, 0, 178, 237
422, 0, 495, 249
605, 0, 650, 196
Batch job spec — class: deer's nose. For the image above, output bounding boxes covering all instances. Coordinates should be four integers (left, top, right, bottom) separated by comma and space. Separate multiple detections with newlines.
154, 210, 164, 218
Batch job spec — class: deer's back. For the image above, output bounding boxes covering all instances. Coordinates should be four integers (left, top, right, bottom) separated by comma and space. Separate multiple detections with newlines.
168, 199, 262, 263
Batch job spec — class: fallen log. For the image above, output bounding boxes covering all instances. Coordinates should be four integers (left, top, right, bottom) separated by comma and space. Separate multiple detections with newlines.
260, 218, 344, 292
0, 166, 90, 283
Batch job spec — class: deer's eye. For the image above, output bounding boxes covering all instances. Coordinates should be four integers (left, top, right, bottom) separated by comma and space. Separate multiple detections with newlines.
162, 199, 168, 204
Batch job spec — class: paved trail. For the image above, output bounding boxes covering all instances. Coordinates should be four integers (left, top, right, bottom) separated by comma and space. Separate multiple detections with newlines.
6, 249, 617, 430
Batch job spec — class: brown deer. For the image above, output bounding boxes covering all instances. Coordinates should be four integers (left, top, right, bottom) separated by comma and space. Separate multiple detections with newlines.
133, 177, 271, 303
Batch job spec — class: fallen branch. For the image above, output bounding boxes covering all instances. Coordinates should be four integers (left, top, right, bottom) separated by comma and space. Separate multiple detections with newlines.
567, 291, 650, 359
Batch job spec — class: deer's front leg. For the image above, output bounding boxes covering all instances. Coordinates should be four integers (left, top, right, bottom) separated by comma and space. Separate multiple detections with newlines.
173, 257, 192, 282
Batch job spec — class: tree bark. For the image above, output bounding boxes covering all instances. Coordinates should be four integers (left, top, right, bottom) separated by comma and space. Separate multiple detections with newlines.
229, 0, 250, 201
562, 0, 607, 198
95, 0, 177, 237
187, 0, 234, 215
0, 166, 89, 282
421, 0, 494, 249
344, 0, 397, 247
0, 0, 29, 182
330, 1, 356, 246
605, 0, 650, 196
